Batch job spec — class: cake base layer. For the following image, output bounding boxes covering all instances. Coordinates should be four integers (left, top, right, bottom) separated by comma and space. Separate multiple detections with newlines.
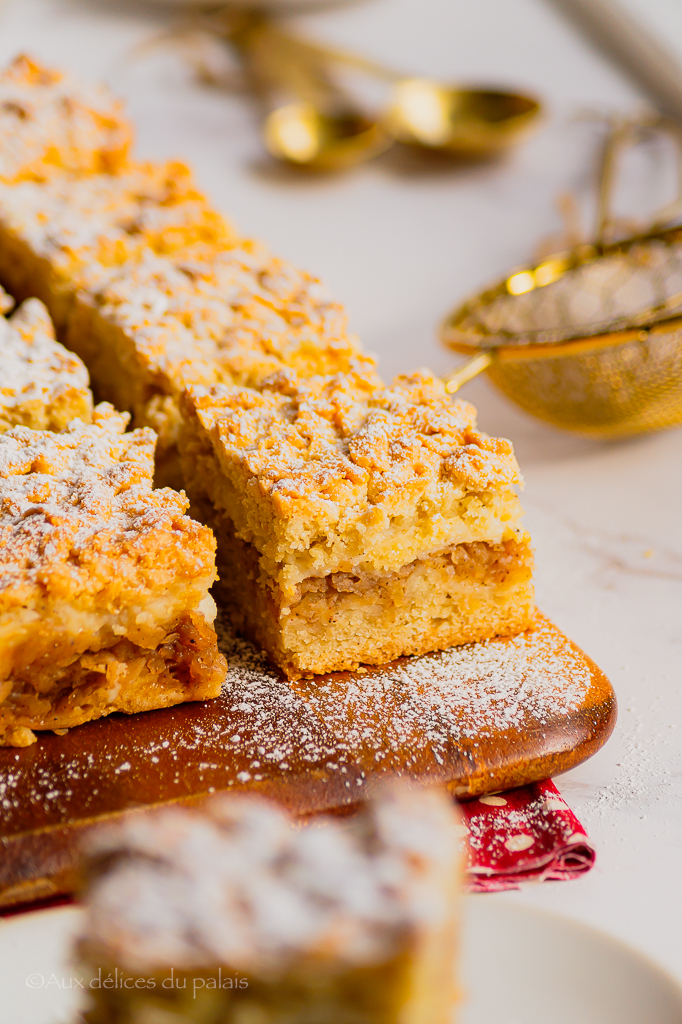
0, 612, 226, 747
204, 503, 534, 678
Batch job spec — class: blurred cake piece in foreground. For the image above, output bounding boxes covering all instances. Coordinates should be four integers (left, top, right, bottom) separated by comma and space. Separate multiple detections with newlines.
0, 405, 225, 747
180, 369, 535, 677
77, 783, 464, 1024
0, 293, 93, 432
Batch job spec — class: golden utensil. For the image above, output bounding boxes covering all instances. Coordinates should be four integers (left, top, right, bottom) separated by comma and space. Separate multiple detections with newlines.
384, 77, 541, 157
264, 101, 389, 169
441, 118, 682, 438
227, 13, 393, 170
270, 38, 542, 159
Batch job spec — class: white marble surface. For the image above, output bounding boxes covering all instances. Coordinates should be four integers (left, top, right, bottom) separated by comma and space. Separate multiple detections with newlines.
1, 0, 681, 989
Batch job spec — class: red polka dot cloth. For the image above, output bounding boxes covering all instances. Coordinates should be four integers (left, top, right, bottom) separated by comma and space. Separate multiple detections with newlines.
460, 779, 595, 892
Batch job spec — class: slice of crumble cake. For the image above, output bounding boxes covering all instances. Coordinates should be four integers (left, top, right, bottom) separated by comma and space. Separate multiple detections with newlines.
179, 370, 534, 677
0, 404, 226, 747
0, 53, 130, 183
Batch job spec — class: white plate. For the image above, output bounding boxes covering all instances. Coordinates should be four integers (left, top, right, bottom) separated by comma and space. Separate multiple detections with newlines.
2, 899, 682, 1024
460, 899, 682, 1024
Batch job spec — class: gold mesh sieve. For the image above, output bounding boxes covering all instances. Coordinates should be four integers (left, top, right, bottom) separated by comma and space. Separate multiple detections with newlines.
441, 118, 682, 438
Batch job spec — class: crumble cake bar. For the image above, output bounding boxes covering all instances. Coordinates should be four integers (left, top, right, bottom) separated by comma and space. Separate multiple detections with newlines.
0, 74, 362, 481
0, 293, 93, 432
0, 159, 235, 332
77, 783, 464, 1024
0, 164, 364, 484
179, 370, 534, 677
0, 404, 225, 747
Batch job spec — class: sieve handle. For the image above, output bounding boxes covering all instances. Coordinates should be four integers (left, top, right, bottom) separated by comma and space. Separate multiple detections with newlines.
594, 115, 682, 241
548, 0, 682, 124
443, 352, 493, 394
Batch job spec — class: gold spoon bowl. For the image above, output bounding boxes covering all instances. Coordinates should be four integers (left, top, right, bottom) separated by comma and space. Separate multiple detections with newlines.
264, 100, 391, 170
385, 78, 541, 157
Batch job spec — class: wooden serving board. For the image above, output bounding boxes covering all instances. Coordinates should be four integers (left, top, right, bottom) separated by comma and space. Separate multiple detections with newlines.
0, 611, 616, 909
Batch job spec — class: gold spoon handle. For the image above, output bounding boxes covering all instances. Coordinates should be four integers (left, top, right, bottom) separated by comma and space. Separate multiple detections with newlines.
277, 33, 403, 82
443, 351, 493, 394
232, 17, 358, 112
233, 12, 406, 84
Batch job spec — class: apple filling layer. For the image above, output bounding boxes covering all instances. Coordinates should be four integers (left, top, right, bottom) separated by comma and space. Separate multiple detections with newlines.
0, 611, 225, 748
211, 508, 535, 677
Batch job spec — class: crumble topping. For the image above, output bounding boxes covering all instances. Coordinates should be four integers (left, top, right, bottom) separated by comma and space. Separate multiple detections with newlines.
0, 298, 91, 419
0, 55, 532, 673
0, 54, 131, 182
185, 369, 521, 517
0, 163, 359, 395
80, 784, 462, 974
0, 161, 234, 279
79, 246, 361, 392
0, 404, 214, 613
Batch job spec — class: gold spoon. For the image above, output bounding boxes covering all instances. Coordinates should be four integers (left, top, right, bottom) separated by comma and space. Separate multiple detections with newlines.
229, 15, 393, 170
384, 77, 541, 157
162, 8, 541, 167
264, 101, 390, 170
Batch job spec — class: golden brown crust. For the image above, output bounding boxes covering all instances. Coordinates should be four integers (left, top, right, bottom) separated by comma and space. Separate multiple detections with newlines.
179, 368, 527, 620
183, 368, 520, 515
0, 158, 365, 457
0, 57, 368, 466
0, 161, 235, 292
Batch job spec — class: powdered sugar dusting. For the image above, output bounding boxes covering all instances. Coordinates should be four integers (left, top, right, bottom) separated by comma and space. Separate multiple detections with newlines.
185, 368, 519, 520
0, 54, 130, 183
216, 609, 595, 775
0, 403, 210, 613
0, 297, 90, 404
